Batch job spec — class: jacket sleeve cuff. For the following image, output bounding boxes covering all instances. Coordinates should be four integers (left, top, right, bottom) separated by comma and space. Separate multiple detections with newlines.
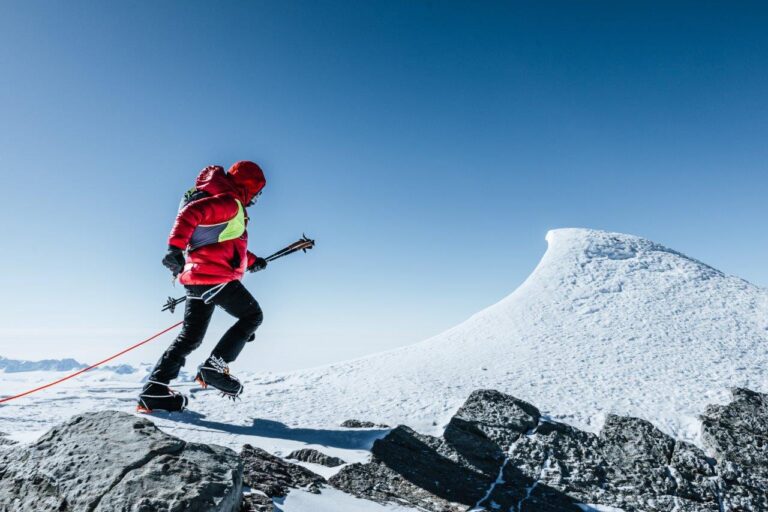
246, 251, 257, 268
168, 239, 187, 250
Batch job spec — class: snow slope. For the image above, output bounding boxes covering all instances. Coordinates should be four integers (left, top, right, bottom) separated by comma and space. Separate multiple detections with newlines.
2, 228, 767, 453
229, 227, 768, 444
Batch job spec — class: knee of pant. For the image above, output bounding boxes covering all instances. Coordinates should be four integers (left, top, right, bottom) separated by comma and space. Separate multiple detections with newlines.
243, 304, 263, 330
175, 330, 206, 351
159, 350, 186, 368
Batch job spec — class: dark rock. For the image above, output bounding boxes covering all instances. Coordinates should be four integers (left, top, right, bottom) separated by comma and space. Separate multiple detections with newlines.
501, 416, 719, 511
332, 424, 494, 511
447, 389, 540, 450
485, 420, 601, 511
700, 387, 768, 464
332, 388, 767, 512
369, 425, 498, 509
0, 410, 243, 511
241, 492, 274, 511
599, 415, 678, 498
287, 448, 346, 467
700, 387, 768, 511
332, 460, 467, 512
668, 440, 718, 504
240, 444, 325, 498
601, 415, 675, 467
332, 391, 576, 512
443, 389, 540, 476
340, 419, 390, 428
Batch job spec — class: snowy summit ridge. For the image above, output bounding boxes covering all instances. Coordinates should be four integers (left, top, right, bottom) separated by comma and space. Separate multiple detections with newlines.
489, 227, 735, 323
243, 227, 767, 445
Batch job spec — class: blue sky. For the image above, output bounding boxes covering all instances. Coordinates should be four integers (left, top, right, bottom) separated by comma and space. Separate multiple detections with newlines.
0, 1, 766, 371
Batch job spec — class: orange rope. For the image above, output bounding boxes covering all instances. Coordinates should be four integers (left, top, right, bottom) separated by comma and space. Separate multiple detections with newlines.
0, 321, 183, 404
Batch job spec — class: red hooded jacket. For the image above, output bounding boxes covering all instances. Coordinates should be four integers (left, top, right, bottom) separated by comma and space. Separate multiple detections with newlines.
168, 161, 266, 285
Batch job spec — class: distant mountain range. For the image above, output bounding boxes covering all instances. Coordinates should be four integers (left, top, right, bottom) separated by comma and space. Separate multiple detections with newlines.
0, 356, 136, 374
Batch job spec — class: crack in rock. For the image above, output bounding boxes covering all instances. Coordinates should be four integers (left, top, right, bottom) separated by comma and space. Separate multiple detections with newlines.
0, 411, 243, 512
87, 441, 187, 511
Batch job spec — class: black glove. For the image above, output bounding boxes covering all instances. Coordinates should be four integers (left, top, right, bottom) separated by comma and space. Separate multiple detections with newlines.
248, 257, 268, 272
162, 246, 185, 276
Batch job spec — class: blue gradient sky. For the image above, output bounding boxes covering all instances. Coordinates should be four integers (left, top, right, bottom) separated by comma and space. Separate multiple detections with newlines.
0, 1, 766, 371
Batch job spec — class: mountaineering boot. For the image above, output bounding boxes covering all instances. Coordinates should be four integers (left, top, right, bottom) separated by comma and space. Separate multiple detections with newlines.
195, 355, 244, 398
137, 381, 188, 413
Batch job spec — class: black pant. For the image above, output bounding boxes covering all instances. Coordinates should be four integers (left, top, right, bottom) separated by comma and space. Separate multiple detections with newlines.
149, 280, 263, 384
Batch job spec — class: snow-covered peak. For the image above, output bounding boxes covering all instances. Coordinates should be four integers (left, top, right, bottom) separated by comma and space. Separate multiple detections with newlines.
269, 227, 767, 444
542, 227, 720, 278
546, 227, 684, 262
485, 227, 743, 322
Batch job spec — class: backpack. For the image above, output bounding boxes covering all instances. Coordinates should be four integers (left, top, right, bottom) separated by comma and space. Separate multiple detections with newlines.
178, 186, 210, 211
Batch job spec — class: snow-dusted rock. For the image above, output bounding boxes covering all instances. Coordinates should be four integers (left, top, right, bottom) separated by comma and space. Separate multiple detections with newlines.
498, 414, 718, 511
331, 425, 494, 512
700, 387, 768, 511
333, 388, 768, 512
331, 390, 560, 511
241, 492, 275, 512
339, 419, 390, 428
240, 444, 325, 498
287, 448, 346, 467
446, 389, 540, 450
0, 410, 242, 512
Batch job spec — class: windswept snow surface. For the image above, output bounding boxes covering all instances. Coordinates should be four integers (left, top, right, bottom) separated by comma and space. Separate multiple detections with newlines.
232, 228, 766, 445
2, 229, 767, 454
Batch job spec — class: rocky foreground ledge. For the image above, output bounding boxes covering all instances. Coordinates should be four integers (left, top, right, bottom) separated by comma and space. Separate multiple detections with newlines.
332, 388, 768, 512
0, 411, 243, 511
1, 388, 766, 512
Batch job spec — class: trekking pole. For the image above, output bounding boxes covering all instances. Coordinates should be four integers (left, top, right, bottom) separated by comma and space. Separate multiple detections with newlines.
257, 233, 315, 268
161, 234, 315, 313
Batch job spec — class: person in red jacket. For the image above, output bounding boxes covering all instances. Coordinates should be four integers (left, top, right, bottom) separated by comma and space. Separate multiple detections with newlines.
138, 161, 267, 413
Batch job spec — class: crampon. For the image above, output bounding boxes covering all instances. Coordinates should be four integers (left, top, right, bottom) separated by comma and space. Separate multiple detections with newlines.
137, 381, 188, 413
195, 356, 244, 399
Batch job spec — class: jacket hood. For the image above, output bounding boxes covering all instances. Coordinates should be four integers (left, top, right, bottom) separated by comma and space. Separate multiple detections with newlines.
228, 161, 266, 204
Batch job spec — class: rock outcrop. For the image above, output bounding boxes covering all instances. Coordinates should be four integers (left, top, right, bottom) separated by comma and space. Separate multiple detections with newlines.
287, 448, 346, 467
2, 388, 765, 512
0, 410, 243, 512
240, 444, 325, 498
240, 492, 274, 512
331, 390, 544, 512
700, 387, 768, 511
331, 388, 768, 512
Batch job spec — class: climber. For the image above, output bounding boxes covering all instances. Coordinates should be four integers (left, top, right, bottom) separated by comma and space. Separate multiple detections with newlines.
138, 161, 267, 413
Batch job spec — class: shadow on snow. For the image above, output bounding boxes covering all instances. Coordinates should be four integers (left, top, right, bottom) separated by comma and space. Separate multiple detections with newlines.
156, 410, 390, 451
